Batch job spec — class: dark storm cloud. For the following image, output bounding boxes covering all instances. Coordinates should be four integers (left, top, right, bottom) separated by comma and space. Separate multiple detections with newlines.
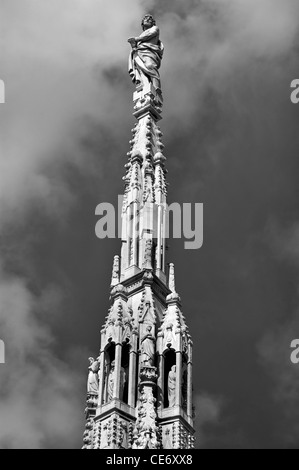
0, 0, 148, 449
152, 0, 299, 449
0, 0, 299, 448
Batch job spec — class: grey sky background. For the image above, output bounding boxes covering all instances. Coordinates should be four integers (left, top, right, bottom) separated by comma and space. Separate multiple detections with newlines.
0, 0, 299, 448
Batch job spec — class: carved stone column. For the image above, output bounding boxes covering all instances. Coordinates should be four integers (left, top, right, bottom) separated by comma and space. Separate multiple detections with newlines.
98, 348, 105, 407
132, 366, 160, 449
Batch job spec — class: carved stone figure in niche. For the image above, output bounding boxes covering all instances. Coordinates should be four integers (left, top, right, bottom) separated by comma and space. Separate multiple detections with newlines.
164, 323, 173, 348
107, 360, 115, 401
122, 318, 131, 343
140, 325, 155, 366
119, 366, 126, 401
106, 318, 114, 342
87, 357, 99, 393
128, 14, 164, 92
144, 186, 151, 202
111, 255, 120, 285
139, 300, 152, 323
119, 422, 128, 449
167, 365, 176, 407
143, 239, 152, 268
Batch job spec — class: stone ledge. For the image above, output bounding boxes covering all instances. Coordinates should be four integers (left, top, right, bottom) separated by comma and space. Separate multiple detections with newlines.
157, 406, 194, 430
96, 400, 136, 420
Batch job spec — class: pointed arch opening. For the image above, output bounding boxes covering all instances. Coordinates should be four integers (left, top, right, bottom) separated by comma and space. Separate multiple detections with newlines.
121, 343, 130, 404
104, 342, 115, 403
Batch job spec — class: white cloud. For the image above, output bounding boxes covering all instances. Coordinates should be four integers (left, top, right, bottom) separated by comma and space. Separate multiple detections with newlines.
0, 263, 89, 448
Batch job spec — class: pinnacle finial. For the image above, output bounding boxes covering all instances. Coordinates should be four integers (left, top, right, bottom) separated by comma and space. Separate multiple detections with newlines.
168, 263, 176, 293
128, 13, 164, 118
110, 255, 120, 287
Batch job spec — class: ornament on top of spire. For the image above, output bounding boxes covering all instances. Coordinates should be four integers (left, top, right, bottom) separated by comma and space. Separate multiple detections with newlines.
158, 263, 190, 353
128, 14, 164, 120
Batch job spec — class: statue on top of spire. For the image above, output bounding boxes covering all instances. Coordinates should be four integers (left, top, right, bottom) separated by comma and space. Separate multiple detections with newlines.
128, 14, 164, 94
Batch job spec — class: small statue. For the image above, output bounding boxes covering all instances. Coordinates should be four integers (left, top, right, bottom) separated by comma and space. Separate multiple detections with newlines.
119, 366, 126, 401
122, 318, 131, 343
106, 318, 115, 342
87, 357, 99, 393
111, 255, 120, 286
107, 360, 115, 401
168, 365, 176, 407
107, 360, 126, 402
168, 263, 176, 293
128, 14, 164, 93
140, 325, 155, 366
144, 185, 152, 202
164, 323, 173, 348
143, 239, 152, 268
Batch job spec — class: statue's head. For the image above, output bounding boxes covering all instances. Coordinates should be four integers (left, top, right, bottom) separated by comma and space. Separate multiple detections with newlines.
141, 14, 156, 30
110, 360, 115, 369
88, 357, 94, 365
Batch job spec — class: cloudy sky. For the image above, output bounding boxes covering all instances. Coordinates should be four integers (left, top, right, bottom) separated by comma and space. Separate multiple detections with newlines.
0, 0, 299, 449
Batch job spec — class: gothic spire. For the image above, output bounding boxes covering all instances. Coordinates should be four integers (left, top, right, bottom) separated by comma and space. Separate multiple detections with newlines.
83, 15, 195, 450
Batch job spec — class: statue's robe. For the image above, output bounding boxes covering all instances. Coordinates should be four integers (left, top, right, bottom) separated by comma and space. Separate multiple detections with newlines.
168, 369, 176, 407
129, 26, 164, 90
87, 360, 99, 393
141, 334, 155, 365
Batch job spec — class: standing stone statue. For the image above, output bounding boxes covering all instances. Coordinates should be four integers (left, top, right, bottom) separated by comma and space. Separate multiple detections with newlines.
107, 360, 126, 402
143, 239, 152, 269
122, 318, 131, 343
128, 14, 164, 92
140, 325, 155, 366
111, 255, 120, 286
119, 366, 126, 401
164, 323, 173, 348
168, 365, 176, 407
107, 360, 115, 401
87, 357, 99, 393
